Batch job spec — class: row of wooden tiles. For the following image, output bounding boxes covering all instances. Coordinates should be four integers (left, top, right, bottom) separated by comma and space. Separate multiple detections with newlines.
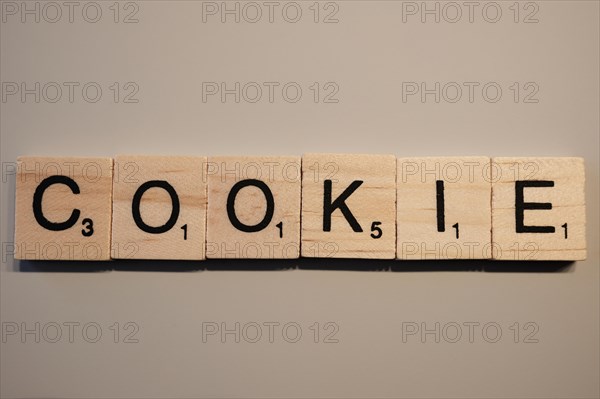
13, 155, 586, 261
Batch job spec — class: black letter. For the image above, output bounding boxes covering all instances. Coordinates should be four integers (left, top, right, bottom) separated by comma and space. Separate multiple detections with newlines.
515, 180, 555, 233
33, 175, 81, 231
227, 179, 274, 232
323, 180, 363, 232
436, 180, 445, 232
132, 180, 180, 234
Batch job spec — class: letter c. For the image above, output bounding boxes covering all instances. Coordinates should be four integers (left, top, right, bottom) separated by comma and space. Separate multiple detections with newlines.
32, 175, 81, 231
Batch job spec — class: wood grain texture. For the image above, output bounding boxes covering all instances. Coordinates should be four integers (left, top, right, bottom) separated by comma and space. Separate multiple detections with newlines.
14, 156, 113, 260
491, 157, 586, 260
206, 156, 301, 259
301, 153, 396, 259
397, 157, 492, 259
111, 156, 207, 260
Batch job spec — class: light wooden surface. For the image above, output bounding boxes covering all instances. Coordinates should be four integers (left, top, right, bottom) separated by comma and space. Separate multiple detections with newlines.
301, 153, 397, 259
206, 156, 301, 258
397, 156, 492, 259
14, 156, 113, 260
491, 157, 586, 260
14, 154, 588, 261
111, 156, 207, 260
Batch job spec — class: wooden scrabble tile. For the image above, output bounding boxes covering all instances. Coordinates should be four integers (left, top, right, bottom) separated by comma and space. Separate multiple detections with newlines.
491, 157, 586, 260
301, 153, 396, 259
206, 156, 301, 259
397, 157, 492, 260
14, 156, 113, 260
111, 156, 207, 260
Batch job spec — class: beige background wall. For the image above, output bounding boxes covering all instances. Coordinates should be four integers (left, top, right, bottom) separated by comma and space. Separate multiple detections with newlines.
1, 1, 598, 397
